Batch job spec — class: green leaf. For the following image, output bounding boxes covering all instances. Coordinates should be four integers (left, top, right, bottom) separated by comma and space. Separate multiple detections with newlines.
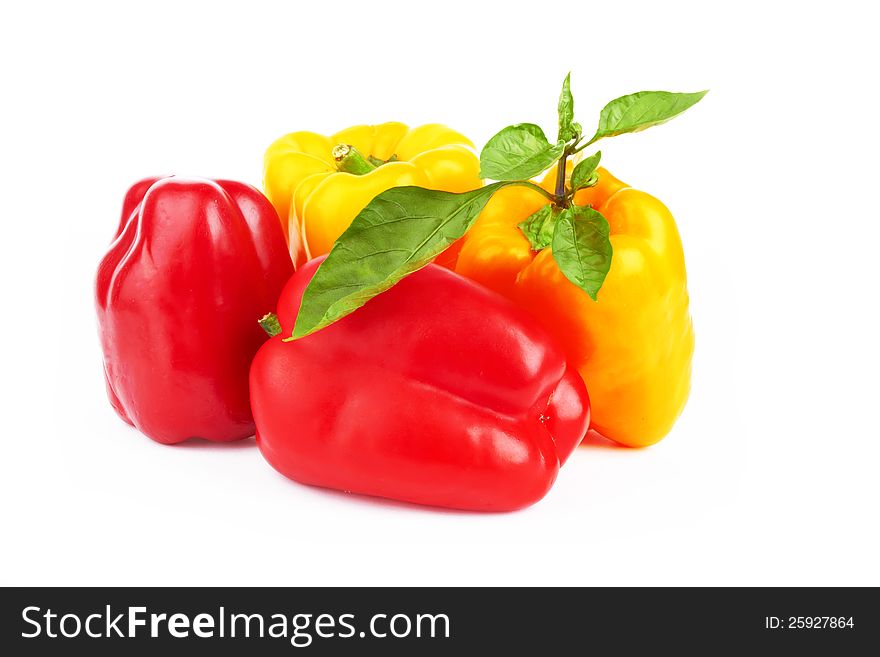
551, 206, 613, 301
291, 183, 507, 338
517, 204, 556, 251
570, 151, 602, 192
557, 73, 576, 142
480, 124, 565, 181
587, 90, 708, 145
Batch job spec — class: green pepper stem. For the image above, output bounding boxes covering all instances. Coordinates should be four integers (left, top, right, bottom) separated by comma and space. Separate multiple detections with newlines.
554, 147, 570, 207
333, 144, 377, 175
258, 312, 282, 338
511, 180, 558, 204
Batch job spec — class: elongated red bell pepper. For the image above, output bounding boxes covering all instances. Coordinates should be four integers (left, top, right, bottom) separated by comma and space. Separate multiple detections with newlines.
250, 258, 590, 511
96, 176, 295, 444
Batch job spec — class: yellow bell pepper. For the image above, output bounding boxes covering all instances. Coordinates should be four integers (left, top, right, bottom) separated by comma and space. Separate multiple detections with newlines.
454, 167, 693, 447
263, 123, 482, 262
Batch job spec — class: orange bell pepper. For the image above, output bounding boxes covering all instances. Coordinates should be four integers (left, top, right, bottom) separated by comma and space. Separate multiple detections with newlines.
454, 166, 693, 447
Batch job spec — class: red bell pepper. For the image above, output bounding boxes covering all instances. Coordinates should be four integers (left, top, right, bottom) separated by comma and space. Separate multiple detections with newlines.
250, 258, 590, 511
96, 176, 295, 444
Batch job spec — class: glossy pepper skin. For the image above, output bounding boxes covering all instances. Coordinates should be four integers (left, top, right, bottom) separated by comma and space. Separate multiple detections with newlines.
96, 177, 294, 444
263, 123, 481, 262
453, 167, 693, 447
250, 258, 590, 511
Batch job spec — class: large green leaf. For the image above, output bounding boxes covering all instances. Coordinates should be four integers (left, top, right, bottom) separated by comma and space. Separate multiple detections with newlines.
551, 206, 613, 301
588, 90, 707, 145
291, 183, 506, 338
569, 151, 602, 192
557, 73, 576, 142
480, 124, 564, 181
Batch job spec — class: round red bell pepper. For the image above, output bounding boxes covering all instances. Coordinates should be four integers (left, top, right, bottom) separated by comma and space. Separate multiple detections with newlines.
96, 176, 295, 444
250, 258, 590, 511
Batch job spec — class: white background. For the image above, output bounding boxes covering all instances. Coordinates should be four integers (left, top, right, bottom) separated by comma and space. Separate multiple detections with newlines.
1, 0, 878, 586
